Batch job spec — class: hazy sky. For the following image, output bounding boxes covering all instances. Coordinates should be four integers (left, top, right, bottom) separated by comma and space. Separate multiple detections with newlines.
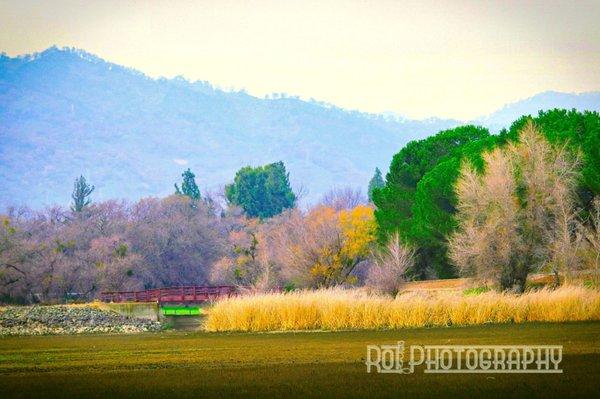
1, 0, 599, 120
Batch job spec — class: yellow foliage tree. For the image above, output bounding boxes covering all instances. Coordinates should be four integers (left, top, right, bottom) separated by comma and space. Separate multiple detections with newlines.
211, 205, 377, 289
308, 205, 376, 287
339, 205, 376, 261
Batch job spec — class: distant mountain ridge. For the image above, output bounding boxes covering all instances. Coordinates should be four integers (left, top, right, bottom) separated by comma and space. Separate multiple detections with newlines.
0, 47, 598, 208
475, 91, 600, 132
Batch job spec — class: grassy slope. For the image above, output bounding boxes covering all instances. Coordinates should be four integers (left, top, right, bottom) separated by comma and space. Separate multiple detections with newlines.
1, 322, 599, 398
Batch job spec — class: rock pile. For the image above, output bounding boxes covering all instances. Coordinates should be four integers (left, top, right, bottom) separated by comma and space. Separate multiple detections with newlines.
0, 305, 162, 335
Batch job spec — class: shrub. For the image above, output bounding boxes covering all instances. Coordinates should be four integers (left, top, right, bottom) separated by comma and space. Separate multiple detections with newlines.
366, 232, 414, 296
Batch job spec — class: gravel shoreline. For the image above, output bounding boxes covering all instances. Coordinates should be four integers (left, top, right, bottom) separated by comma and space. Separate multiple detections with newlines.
0, 305, 162, 336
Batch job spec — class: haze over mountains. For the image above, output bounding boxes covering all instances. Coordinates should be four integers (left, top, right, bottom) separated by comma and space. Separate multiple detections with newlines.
476, 91, 600, 133
1, 47, 599, 209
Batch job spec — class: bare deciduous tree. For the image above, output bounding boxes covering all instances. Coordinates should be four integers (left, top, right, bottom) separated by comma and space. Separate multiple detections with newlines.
320, 186, 366, 211
1, 195, 233, 303
449, 121, 581, 292
367, 232, 414, 296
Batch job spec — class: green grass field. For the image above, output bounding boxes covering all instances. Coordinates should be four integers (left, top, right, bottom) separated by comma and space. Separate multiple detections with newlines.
1, 322, 599, 398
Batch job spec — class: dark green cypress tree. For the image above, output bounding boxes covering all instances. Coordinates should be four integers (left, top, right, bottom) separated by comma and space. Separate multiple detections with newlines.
175, 168, 201, 200
367, 167, 385, 202
71, 175, 94, 212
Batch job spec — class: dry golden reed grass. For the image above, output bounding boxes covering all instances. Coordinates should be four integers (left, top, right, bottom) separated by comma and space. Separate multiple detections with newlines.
401, 278, 473, 292
204, 285, 600, 332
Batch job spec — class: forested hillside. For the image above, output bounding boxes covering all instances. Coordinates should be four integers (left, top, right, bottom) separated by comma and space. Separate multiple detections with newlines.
2, 47, 598, 209
0, 47, 457, 207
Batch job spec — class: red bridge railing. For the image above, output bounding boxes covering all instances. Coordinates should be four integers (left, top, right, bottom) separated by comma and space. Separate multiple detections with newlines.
99, 285, 238, 304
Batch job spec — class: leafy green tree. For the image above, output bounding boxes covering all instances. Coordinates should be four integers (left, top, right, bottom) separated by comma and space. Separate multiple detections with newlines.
174, 168, 201, 201
225, 161, 296, 218
367, 167, 385, 202
373, 125, 494, 278
372, 126, 490, 262
409, 134, 505, 278
71, 175, 94, 212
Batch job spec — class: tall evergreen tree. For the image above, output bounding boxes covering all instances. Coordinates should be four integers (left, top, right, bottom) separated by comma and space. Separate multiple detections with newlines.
367, 167, 385, 202
71, 175, 94, 212
175, 168, 201, 200
373, 125, 492, 278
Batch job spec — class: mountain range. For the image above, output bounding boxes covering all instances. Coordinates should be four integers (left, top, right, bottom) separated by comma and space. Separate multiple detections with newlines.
1, 47, 599, 208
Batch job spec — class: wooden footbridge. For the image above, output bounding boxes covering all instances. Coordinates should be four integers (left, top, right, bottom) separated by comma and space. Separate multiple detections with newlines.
99, 286, 238, 304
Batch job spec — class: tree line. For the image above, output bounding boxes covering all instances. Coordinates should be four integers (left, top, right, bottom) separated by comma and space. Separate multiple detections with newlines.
1, 109, 599, 303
